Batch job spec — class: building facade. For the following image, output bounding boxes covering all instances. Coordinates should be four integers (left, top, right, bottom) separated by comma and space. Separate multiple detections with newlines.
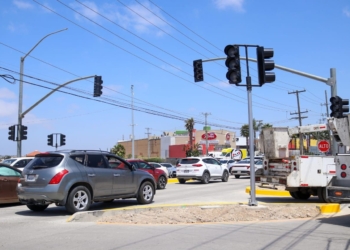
118, 129, 237, 159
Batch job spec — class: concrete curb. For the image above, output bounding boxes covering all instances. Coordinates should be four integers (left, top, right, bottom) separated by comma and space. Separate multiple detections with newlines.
245, 186, 341, 214
245, 186, 291, 197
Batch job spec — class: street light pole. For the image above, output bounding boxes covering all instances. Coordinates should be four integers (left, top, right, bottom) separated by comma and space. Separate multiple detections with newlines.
17, 28, 67, 157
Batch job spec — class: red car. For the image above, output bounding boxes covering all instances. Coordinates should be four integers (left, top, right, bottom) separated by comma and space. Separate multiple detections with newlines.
126, 159, 167, 189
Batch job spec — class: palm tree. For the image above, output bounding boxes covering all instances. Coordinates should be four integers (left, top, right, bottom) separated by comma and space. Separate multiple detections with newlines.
253, 119, 263, 150
185, 118, 195, 150
240, 124, 249, 150
261, 123, 272, 129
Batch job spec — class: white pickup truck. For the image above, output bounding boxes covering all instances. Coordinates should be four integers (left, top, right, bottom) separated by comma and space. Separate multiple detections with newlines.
256, 124, 335, 202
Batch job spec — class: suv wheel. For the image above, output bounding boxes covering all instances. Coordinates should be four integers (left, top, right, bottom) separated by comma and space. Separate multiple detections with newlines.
27, 204, 49, 212
178, 178, 186, 184
157, 175, 167, 189
137, 181, 154, 204
65, 186, 91, 214
221, 170, 229, 182
201, 172, 210, 184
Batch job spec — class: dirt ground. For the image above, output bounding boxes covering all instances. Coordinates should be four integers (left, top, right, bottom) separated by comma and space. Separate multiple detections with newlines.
98, 204, 321, 224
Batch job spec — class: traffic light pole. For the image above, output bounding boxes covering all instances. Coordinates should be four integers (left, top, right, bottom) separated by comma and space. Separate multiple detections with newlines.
203, 57, 338, 154
21, 75, 95, 118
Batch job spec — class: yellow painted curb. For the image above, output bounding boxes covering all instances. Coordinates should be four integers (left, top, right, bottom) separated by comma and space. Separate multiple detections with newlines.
246, 186, 291, 197
167, 178, 195, 184
317, 204, 340, 213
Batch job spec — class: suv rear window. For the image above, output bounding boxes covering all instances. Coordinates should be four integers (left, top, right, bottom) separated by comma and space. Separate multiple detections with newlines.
26, 155, 63, 169
180, 158, 200, 164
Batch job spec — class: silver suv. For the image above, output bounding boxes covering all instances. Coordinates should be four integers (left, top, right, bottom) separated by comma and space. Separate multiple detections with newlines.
17, 150, 156, 214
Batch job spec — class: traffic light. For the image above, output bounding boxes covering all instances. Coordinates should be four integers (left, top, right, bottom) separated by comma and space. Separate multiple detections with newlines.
93, 76, 103, 97
20, 125, 28, 140
256, 46, 275, 86
224, 45, 241, 85
330, 96, 349, 118
8, 125, 15, 141
48, 134, 53, 146
193, 59, 204, 82
60, 134, 66, 146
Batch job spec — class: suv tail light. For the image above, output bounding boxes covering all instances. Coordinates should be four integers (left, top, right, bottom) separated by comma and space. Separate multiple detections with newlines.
49, 169, 69, 184
176, 164, 181, 167
192, 164, 203, 167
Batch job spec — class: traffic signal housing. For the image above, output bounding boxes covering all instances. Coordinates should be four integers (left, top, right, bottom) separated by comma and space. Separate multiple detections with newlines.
47, 134, 53, 146
256, 46, 275, 86
330, 96, 349, 118
20, 125, 28, 140
94, 76, 103, 97
8, 125, 15, 141
193, 59, 204, 82
224, 45, 241, 85
60, 134, 66, 146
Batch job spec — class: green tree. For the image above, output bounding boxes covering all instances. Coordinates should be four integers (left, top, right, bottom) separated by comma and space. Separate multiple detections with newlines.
111, 144, 126, 158
240, 124, 249, 150
185, 118, 195, 150
261, 123, 273, 129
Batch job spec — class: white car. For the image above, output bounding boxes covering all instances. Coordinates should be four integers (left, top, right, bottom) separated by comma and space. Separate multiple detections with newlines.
149, 162, 170, 177
160, 163, 177, 178
219, 159, 235, 170
2, 157, 34, 171
230, 159, 263, 179
176, 157, 230, 184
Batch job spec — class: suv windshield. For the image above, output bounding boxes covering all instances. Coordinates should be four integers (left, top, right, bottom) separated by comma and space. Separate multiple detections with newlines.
26, 155, 63, 169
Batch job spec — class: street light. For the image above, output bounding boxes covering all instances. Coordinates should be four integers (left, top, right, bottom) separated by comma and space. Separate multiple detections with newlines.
17, 28, 67, 156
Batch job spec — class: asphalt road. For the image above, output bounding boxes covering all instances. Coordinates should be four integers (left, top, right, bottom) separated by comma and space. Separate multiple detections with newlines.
1, 176, 349, 250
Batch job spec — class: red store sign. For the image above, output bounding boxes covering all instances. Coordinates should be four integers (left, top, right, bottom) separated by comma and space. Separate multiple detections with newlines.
201, 132, 217, 140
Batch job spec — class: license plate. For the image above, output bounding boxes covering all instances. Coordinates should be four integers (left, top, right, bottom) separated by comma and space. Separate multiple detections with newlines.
237, 171, 241, 174
25, 174, 37, 182
184, 170, 189, 173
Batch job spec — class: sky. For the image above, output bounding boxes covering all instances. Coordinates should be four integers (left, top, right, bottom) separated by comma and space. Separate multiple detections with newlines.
1, 0, 350, 156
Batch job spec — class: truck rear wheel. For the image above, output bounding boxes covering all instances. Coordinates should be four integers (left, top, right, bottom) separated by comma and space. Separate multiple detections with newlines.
289, 191, 298, 199
317, 187, 330, 203
295, 191, 310, 200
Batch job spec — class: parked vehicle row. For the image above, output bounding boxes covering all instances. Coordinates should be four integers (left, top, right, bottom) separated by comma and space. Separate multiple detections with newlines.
2, 152, 248, 215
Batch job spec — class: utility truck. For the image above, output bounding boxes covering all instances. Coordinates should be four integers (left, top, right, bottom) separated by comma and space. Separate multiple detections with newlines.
326, 115, 350, 203
256, 124, 335, 202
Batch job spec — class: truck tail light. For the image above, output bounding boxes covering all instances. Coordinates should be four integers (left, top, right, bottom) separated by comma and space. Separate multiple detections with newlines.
269, 165, 274, 168
341, 172, 347, 178
49, 169, 69, 184
341, 164, 347, 170
256, 177, 261, 181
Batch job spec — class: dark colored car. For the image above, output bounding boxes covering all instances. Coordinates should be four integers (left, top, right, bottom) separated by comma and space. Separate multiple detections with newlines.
0, 163, 22, 204
126, 159, 168, 190
17, 150, 156, 214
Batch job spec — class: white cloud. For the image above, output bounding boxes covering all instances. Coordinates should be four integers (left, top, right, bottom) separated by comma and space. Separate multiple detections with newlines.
0, 88, 17, 99
70, 1, 101, 22
344, 7, 350, 17
13, 0, 33, 9
213, 0, 245, 12
0, 100, 17, 117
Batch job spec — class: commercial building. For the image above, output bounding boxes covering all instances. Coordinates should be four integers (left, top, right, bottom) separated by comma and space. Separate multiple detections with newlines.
118, 129, 237, 159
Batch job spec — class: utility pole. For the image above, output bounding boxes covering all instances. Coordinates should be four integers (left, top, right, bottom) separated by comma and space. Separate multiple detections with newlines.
145, 127, 151, 158
202, 112, 211, 155
289, 90, 308, 154
131, 85, 135, 159
321, 90, 332, 154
